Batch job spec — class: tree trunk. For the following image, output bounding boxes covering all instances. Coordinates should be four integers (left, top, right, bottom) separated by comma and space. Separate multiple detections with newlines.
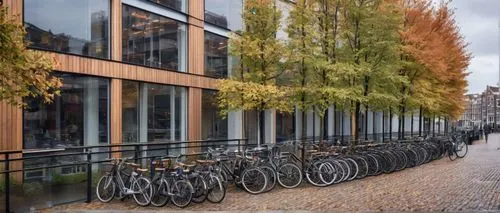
257, 110, 261, 146
353, 102, 361, 145
411, 112, 414, 137
389, 109, 393, 141
418, 106, 423, 136
432, 115, 436, 137
382, 111, 385, 142
365, 106, 368, 140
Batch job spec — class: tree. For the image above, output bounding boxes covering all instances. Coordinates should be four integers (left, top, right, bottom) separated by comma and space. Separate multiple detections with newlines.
285, 0, 317, 140
400, 0, 470, 132
0, 6, 61, 107
216, 0, 291, 145
340, 0, 405, 143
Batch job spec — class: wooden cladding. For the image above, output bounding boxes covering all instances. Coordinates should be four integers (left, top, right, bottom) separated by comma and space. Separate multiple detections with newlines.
111, 0, 123, 61
50, 52, 217, 90
2, 0, 22, 21
187, 88, 202, 153
110, 79, 123, 158
188, 0, 204, 21
188, 25, 205, 76
0, 102, 22, 151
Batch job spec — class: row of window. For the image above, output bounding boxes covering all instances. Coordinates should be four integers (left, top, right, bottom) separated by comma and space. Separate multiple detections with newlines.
23, 73, 228, 149
24, 0, 239, 78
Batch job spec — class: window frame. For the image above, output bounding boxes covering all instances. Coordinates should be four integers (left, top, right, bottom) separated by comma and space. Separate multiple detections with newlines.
23, 0, 112, 60
121, 3, 188, 72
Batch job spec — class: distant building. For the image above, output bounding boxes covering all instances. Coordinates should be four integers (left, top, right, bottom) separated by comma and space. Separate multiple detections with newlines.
459, 85, 500, 129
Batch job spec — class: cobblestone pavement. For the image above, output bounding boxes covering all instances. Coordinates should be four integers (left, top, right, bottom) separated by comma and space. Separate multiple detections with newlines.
47, 134, 500, 212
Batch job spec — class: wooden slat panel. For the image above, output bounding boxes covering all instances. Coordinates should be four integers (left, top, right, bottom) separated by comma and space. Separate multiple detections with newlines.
49, 52, 218, 90
0, 102, 22, 151
188, 16, 204, 28
188, 0, 204, 20
188, 25, 204, 75
188, 88, 202, 153
110, 79, 122, 158
3, 0, 22, 21
111, 0, 122, 61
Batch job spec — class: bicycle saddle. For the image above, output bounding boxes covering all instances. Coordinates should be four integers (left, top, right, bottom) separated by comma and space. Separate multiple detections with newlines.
126, 162, 140, 168
136, 168, 148, 172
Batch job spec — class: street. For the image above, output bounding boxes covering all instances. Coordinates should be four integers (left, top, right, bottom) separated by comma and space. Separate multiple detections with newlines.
48, 134, 500, 212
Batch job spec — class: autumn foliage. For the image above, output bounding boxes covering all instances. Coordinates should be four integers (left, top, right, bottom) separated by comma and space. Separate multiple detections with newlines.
216, 0, 470, 139
401, 0, 470, 119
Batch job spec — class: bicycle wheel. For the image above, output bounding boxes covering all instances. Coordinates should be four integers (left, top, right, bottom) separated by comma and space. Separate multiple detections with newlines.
305, 161, 328, 187
151, 179, 170, 207
455, 140, 468, 158
241, 168, 268, 194
345, 158, 359, 181
448, 145, 457, 161
96, 174, 115, 203
171, 180, 194, 208
277, 163, 302, 189
318, 162, 336, 185
132, 176, 153, 206
207, 175, 226, 203
190, 174, 208, 203
259, 165, 276, 192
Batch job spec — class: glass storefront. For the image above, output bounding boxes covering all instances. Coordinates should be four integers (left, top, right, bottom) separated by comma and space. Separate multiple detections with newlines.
204, 32, 229, 78
23, 73, 109, 149
148, 0, 187, 12
121, 81, 187, 144
122, 5, 187, 71
24, 0, 110, 59
204, 0, 243, 31
276, 112, 294, 143
122, 80, 140, 143
202, 90, 228, 140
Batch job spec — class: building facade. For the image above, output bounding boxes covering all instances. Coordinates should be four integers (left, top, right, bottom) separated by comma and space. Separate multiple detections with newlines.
0, 0, 449, 153
458, 86, 500, 129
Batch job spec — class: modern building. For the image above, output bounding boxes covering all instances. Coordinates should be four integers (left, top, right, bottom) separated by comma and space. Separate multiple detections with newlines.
0, 0, 450, 154
0, 0, 452, 210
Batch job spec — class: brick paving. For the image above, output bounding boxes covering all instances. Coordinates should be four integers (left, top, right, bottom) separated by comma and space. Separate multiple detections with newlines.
47, 134, 500, 212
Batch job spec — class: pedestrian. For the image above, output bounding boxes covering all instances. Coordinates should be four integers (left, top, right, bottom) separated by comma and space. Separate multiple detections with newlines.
483, 123, 491, 143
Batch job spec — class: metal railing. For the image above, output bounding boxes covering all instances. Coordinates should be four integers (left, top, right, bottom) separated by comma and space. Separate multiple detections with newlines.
0, 139, 249, 213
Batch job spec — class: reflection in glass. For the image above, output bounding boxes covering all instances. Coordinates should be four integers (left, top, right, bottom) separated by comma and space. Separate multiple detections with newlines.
23, 73, 109, 149
205, 32, 228, 78
122, 80, 140, 143
276, 112, 295, 143
122, 5, 187, 71
205, 0, 243, 31
147, 84, 186, 142
24, 0, 110, 58
149, 0, 187, 12
202, 90, 228, 140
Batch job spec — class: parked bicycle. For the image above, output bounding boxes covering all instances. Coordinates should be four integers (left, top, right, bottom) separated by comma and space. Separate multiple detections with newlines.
96, 158, 153, 206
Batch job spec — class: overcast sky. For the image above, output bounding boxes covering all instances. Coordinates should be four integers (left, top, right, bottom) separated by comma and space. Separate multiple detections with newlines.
447, 0, 499, 94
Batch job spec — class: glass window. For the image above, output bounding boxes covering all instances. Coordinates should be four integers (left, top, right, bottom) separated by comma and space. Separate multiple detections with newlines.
202, 90, 228, 140
204, 32, 228, 78
122, 80, 140, 143
148, 0, 187, 12
23, 73, 109, 149
276, 112, 294, 143
24, 0, 110, 59
205, 0, 243, 31
122, 5, 187, 71
146, 83, 186, 142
